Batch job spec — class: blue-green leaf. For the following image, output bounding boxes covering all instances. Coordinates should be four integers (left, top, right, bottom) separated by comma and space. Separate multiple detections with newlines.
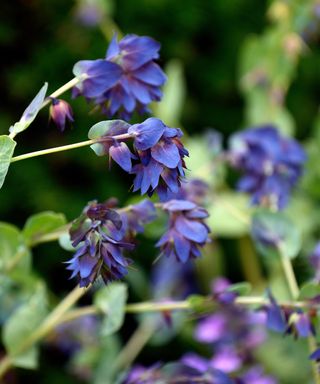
2, 284, 48, 369
9, 83, 48, 136
251, 210, 301, 259
94, 283, 128, 336
0, 135, 16, 189
22, 211, 66, 246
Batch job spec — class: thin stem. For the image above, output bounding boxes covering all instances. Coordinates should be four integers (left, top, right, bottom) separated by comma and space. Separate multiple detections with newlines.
42, 77, 80, 108
0, 285, 87, 379
10, 139, 95, 163
10, 133, 133, 164
111, 320, 155, 374
278, 246, 320, 384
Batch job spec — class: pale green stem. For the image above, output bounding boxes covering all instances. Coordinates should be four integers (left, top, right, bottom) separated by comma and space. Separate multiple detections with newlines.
42, 77, 80, 107
0, 285, 87, 379
10, 139, 95, 163
10, 132, 133, 163
111, 319, 156, 374
278, 246, 320, 384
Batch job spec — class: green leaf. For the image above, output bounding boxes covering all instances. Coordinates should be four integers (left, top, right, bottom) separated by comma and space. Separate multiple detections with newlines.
2, 283, 48, 369
22, 211, 66, 246
9, 83, 48, 136
251, 210, 301, 259
153, 59, 185, 126
0, 222, 31, 273
227, 282, 252, 296
94, 283, 128, 336
88, 120, 130, 156
0, 135, 17, 189
298, 282, 320, 300
207, 192, 251, 237
58, 232, 75, 251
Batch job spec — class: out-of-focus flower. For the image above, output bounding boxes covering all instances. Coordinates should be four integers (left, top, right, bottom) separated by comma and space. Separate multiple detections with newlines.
241, 366, 277, 384
49, 98, 74, 132
73, 34, 166, 119
156, 199, 209, 262
309, 242, 320, 282
129, 118, 188, 200
229, 125, 306, 209
66, 201, 134, 287
124, 363, 162, 384
48, 315, 99, 354
120, 199, 157, 235
166, 178, 209, 204
74, 0, 107, 27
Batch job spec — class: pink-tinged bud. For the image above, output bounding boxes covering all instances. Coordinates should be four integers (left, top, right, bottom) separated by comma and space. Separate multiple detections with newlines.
49, 98, 74, 132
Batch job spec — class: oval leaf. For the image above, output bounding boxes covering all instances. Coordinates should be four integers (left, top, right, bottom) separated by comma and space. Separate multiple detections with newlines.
0, 135, 17, 189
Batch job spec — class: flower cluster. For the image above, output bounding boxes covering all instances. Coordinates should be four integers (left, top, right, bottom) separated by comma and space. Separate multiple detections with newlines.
66, 201, 134, 287
229, 125, 306, 209
156, 199, 209, 263
91, 118, 189, 200
265, 291, 314, 338
73, 34, 166, 119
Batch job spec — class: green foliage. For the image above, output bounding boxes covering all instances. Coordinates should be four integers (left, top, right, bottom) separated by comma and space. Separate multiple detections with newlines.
22, 211, 66, 246
0, 135, 16, 189
227, 282, 252, 296
207, 192, 250, 237
2, 283, 48, 369
9, 83, 48, 136
153, 59, 186, 126
298, 282, 320, 300
94, 283, 128, 336
88, 120, 130, 156
0, 222, 31, 273
251, 210, 302, 259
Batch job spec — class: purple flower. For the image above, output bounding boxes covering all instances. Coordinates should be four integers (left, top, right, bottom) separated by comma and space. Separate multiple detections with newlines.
156, 199, 209, 262
48, 315, 99, 354
66, 201, 134, 287
229, 125, 306, 209
265, 290, 287, 333
241, 366, 277, 384
49, 98, 74, 132
129, 118, 189, 200
73, 34, 166, 119
120, 199, 157, 235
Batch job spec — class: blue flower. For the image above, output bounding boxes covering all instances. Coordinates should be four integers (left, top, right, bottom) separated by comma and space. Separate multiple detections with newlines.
120, 199, 157, 235
73, 34, 166, 119
156, 199, 209, 262
66, 201, 134, 287
129, 118, 188, 200
49, 98, 74, 132
229, 125, 306, 209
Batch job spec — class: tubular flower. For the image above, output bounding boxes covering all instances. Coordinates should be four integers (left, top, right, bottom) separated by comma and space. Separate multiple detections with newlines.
156, 199, 209, 263
72, 34, 166, 120
129, 118, 189, 200
66, 201, 134, 287
49, 98, 74, 132
229, 125, 306, 209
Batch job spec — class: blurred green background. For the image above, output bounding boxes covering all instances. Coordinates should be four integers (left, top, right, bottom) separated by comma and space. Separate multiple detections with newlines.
2, 0, 320, 382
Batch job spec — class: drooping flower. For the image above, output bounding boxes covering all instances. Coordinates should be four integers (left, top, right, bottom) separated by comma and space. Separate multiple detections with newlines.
129, 118, 189, 200
66, 201, 134, 287
49, 98, 74, 132
120, 199, 157, 235
88, 118, 188, 199
73, 34, 166, 119
229, 125, 306, 209
156, 199, 209, 262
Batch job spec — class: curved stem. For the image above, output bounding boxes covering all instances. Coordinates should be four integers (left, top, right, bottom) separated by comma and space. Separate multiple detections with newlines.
0, 285, 87, 379
10, 139, 95, 163
42, 77, 80, 108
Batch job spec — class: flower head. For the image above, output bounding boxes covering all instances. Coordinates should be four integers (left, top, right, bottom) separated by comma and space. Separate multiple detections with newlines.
156, 199, 209, 262
129, 118, 188, 200
73, 34, 166, 119
229, 125, 306, 209
49, 98, 74, 132
66, 201, 134, 287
